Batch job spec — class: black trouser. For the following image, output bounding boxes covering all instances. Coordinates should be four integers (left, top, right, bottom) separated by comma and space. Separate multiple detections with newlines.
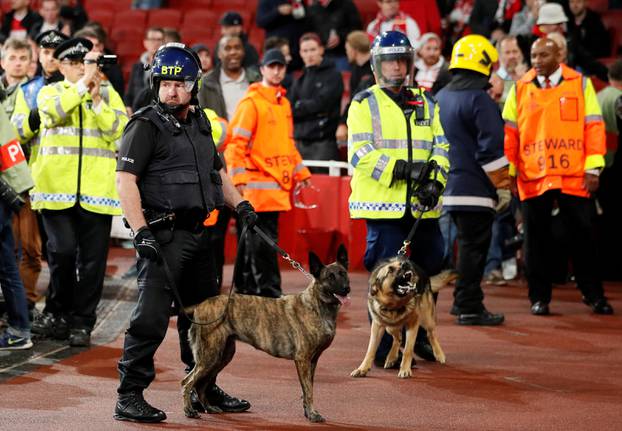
522, 190, 603, 304
363, 216, 445, 362
117, 227, 217, 394
234, 211, 281, 297
450, 210, 494, 314
41, 206, 112, 330
206, 206, 232, 289
295, 139, 339, 174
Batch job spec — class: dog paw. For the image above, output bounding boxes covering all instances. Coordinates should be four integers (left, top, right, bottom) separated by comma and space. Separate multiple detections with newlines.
397, 368, 412, 379
305, 410, 325, 423
384, 358, 398, 369
184, 408, 200, 419
436, 354, 446, 364
350, 368, 369, 377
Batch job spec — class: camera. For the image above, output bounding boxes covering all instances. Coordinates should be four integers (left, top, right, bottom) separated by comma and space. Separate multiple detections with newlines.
97, 54, 117, 66
0, 176, 25, 214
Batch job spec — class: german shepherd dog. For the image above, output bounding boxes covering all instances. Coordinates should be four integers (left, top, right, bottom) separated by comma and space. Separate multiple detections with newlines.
351, 257, 446, 379
181, 245, 350, 423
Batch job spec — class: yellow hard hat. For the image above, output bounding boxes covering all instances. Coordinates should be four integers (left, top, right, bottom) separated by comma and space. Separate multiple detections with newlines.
449, 34, 499, 76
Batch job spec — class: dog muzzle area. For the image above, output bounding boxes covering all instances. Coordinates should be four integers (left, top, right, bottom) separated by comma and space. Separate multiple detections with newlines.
396, 271, 417, 295
333, 293, 351, 306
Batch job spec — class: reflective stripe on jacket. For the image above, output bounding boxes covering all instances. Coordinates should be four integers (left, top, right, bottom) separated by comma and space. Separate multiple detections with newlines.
347, 84, 450, 219
225, 82, 311, 212
503, 65, 606, 200
1, 107, 33, 194
30, 80, 128, 215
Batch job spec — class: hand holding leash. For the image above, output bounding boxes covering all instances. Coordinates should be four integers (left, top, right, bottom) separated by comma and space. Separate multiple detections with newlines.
133, 227, 161, 261
236, 200, 258, 229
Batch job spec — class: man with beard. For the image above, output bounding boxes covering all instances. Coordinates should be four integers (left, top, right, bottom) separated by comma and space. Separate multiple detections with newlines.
115, 43, 257, 423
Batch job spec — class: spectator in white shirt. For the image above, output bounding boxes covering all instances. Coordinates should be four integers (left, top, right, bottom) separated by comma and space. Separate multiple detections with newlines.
367, 0, 421, 48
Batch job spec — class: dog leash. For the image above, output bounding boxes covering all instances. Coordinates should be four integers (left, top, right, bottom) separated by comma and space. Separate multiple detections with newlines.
159, 223, 312, 326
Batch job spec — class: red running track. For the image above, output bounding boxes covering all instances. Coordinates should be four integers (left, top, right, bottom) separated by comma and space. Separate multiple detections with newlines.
0, 250, 621, 430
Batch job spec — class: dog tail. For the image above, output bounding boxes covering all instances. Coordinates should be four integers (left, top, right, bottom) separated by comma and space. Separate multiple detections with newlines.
430, 270, 458, 293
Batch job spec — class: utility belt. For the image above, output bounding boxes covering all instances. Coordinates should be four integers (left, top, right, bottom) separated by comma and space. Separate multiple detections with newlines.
124, 208, 208, 233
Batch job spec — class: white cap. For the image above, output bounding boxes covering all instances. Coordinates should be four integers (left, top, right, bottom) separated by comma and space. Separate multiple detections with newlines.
537, 3, 568, 25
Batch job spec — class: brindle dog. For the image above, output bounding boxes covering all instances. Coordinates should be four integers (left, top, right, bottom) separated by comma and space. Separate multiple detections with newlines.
351, 257, 446, 379
181, 245, 350, 423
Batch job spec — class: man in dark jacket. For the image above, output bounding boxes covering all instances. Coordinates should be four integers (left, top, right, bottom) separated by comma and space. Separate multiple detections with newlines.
306, 0, 362, 71
256, 0, 308, 70
567, 0, 611, 59
288, 33, 342, 170
124, 27, 164, 113
1, 0, 42, 40
436, 35, 509, 326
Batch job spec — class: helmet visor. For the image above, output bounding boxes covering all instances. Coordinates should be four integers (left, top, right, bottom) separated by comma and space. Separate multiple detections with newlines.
372, 46, 415, 88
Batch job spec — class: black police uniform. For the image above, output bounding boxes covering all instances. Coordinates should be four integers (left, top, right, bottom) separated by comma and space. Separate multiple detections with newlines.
116, 104, 224, 394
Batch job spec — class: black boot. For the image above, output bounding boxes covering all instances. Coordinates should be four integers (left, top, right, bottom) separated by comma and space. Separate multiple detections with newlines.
114, 391, 166, 423
31, 311, 55, 336
205, 384, 251, 413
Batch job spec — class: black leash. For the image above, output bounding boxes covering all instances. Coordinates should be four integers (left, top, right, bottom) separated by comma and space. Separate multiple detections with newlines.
159, 223, 312, 327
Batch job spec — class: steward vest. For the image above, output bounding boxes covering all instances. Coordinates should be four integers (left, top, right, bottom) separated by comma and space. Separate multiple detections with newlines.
30, 80, 128, 215
347, 85, 450, 219
503, 65, 606, 200
225, 83, 311, 212
134, 106, 224, 216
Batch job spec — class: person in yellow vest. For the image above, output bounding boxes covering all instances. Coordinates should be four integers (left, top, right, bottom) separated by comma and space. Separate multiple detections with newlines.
29, 37, 129, 346
503, 37, 613, 316
10, 30, 67, 322
347, 31, 450, 366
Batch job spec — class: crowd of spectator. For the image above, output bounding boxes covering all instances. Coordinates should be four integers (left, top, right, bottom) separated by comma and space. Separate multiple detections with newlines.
1, 0, 622, 351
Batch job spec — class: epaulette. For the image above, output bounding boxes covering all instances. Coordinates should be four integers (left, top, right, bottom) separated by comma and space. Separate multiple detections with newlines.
422, 89, 437, 103
353, 89, 373, 103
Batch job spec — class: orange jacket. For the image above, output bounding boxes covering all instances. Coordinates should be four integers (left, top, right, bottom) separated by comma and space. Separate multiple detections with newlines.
225, 83, 311, 212
503, 65, 606, 200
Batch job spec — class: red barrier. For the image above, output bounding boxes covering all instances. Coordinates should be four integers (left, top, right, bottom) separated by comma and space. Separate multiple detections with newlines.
223, 174, 368, 270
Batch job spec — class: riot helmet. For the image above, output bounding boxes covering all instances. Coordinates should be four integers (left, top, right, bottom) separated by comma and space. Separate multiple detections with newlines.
370, 31, 415, 89
149, 42, 202, 112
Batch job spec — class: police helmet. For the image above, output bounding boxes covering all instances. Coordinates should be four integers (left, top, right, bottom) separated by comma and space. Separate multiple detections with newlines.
370, 31, 415, 88
149, 42, 202, 103
449, 34, 498, 77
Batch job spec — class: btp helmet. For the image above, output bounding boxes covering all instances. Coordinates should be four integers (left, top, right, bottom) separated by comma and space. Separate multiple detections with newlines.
149, 42, 202, 106
370, 31, 415, 88
449, 34, 498, 77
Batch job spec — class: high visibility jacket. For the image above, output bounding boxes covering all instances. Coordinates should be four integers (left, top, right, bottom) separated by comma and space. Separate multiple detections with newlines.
12, 87, 40, 165
30, 80, 128, 215
204, 107, 227, 151
347, 85, 450, 219
225, 82, 311, 212
503, 65, 606, 200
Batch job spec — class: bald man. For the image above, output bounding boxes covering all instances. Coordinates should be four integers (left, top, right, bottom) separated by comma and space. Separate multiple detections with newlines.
502, 37, 613, 316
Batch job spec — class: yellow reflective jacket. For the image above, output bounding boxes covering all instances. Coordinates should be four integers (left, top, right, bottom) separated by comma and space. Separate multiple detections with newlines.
11, 87, 40, 165
347, 85, 450, 219
203, 107, 227, 150
30, 80, 128, 215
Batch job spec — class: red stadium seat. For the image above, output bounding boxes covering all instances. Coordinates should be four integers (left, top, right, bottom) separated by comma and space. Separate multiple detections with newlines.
588, 0, 609, 13
170, 0, 212, 10
84, 0, 132, 13
181, 10, 219, 29
113, 10, 148, 30
88, 10, 114, 33
147, 9, 182, 29
602, 11, 622, 55
182, 29, 217, 48
110, 27, 145, 47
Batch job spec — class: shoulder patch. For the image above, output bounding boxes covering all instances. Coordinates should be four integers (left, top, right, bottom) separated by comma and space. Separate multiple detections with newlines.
353, 89, 373, 103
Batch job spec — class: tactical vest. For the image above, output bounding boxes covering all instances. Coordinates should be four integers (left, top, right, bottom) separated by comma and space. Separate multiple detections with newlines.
134, 106, 224, 217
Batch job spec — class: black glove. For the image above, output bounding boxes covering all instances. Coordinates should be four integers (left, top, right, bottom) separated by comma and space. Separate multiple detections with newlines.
392, 160, 427, 182
28, 109, 41, 131
236, 200, 258, 230
133, 227, 161, 261
416, 180, 444, 208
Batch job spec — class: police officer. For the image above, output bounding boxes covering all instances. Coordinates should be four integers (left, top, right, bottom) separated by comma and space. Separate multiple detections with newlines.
114, 43, 258, 423
436, 35, 509, 325
347, 31, 450, 366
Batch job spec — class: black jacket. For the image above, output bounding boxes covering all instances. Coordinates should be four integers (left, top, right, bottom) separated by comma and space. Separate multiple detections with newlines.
125, 56, 149, 107
340, 59, 373, 124
306, 0, 362, 57
568, 9, 611, 59
1, 9, 42, 38
288, 58, 343, 141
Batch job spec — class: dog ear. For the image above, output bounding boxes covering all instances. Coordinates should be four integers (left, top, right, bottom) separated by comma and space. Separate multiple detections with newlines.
336, 244, 349, 270
308, 252, 324, 279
